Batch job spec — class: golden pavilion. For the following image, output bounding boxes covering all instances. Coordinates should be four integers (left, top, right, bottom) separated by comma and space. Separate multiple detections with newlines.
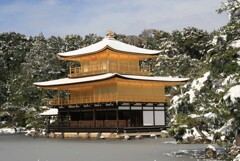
34, 31, 189, 133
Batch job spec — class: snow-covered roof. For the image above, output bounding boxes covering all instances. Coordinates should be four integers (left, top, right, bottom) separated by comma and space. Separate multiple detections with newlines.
58, 37, 160, 58
34, 73, 189, 87
40, 108, 58, 116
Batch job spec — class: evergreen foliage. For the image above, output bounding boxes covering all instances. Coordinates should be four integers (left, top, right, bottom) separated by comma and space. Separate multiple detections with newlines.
0, 1, 239, 139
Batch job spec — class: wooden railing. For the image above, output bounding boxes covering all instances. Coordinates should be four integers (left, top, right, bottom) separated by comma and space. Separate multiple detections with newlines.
45, 94, 170, 106
47, 120, 128, 132
69, 120, 130, 128
68, 62, 151, 77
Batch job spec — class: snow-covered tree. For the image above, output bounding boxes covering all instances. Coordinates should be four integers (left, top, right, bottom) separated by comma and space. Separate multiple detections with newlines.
172, 27, 211, 59
63, 34, 83, 51
218, 0, 240, 23
82, 33, 102, 47
0, 32, 31, 106
139, 29, 171, 50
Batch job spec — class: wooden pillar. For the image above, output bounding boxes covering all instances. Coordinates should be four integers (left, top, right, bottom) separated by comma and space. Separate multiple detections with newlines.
105, 107, 107, 127
141, 104, 143, 127
107, 57, 109, 72
130, 105, 132, 127
57, 90, 60, 105
93, 108, 96, 128
58, 111, 63, 133
78, 110, 80, 128
164, 103, 167, 126
117, 53, 119, 71
67, 90, 70, 104
153, 106, 155, 126
127, 56, 129, 73
46, 116, 50, 133
116, 107, 119, 131
58, 112, 61, 126
66, 110, 70, 128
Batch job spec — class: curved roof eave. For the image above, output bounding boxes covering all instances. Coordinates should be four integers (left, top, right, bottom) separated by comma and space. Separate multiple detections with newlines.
58, 37, 160, 58
33, 73, 189, 88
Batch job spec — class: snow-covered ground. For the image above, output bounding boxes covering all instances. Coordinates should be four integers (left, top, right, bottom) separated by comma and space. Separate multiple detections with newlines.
0, 127, 27, 134
0, 128, 16, 134
0, 127, 47, 137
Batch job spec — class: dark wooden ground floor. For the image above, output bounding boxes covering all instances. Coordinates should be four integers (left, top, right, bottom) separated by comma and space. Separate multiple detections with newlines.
47, 102, 167, 133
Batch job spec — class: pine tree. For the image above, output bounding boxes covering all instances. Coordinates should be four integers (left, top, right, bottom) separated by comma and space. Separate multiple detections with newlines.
218, 0, 240, 23
172, 27, 211, 59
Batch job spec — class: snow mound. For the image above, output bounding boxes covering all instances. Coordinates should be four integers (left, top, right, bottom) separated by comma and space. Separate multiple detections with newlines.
0, 128, 16, 134
206, 144, 216, 151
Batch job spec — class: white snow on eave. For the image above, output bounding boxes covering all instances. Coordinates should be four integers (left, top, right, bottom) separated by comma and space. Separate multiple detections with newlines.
34, 73, 116, 86
223, 85, 240, 103
121, 74, 189, 82
34, 73, 189, 87
58, 37, 160, 57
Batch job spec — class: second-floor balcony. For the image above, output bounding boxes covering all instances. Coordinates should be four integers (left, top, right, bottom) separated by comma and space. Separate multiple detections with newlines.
45, 94, 172, 106
69, 61, 151, 78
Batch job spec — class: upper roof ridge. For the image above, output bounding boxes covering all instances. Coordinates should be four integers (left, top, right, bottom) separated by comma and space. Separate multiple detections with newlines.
104, 29, 115, 39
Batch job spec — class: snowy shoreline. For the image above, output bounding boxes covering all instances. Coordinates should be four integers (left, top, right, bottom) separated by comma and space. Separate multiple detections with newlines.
0, 127, 46, 136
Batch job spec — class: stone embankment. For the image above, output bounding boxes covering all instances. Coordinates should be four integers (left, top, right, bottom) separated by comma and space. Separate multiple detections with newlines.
47, 131, 169, 139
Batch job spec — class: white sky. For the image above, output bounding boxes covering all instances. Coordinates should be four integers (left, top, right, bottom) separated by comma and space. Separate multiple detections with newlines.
0, 0, 229, 37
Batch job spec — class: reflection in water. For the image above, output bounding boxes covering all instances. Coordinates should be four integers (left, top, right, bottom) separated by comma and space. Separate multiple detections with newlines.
0, 134, 219, 161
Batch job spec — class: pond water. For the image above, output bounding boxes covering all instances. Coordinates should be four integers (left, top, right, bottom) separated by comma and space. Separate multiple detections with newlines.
0, 134, 210, 161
